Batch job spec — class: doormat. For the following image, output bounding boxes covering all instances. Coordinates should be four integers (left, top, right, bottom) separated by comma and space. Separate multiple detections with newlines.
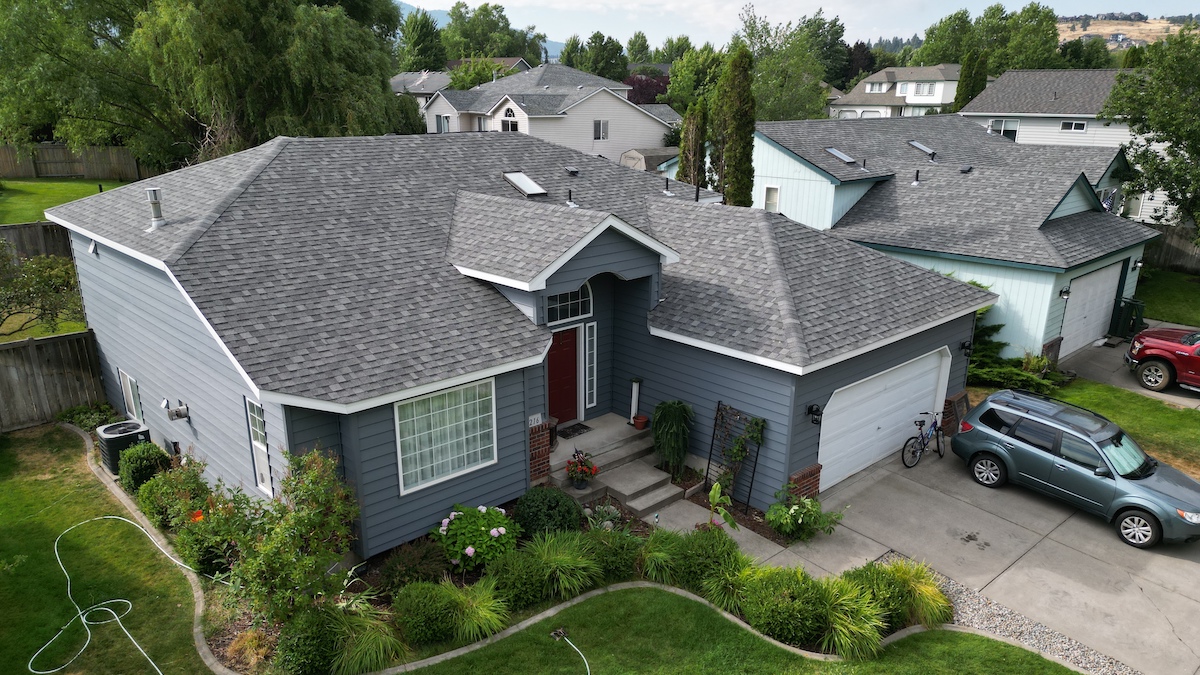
557, 423, 592, 440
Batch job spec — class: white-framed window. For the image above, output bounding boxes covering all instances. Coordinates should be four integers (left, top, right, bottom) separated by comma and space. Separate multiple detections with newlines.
764, 186, 780, 213
502, 119, 519, 132
118, 369, 142, 422
246, 399, 271, 496
593, 119, 609, 140
913, 83, 935, 96
476, 117, 487, 131
989, 118, 1019, 141
584, 322, 597, 408
899, 83, 908, 94
436, 115, 451, 133
394, 379, 496, 494
866, 82, 885, 93
1060, 120, 1087, 132
546, 281, 593, 325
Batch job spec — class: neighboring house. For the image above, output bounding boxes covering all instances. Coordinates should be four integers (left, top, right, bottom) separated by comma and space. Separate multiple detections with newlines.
422, 64, 678, 158
389, 71, 451, 107
445, 56, 532, 73
745, 115, 1157, 361
619, 147, 679, 175
959, 69, 1173, 223
830, 64, 961, 119
46, 132, 993, 557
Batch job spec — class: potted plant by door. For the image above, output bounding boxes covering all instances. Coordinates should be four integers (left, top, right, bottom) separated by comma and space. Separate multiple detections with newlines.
565, 449, 600, 490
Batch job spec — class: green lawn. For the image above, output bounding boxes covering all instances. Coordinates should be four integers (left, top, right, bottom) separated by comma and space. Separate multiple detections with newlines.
0, 178, 124, 224
0, 315, 87, 343
0, 425, 208, 674
1135, 268, 1200, 327
415, 587, 1073, 674
1055, 379, 1200, 478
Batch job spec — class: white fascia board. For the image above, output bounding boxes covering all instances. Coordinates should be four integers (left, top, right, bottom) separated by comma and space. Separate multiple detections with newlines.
46, 212, 262, 399
648, 298, 993, 377
454, 265, 533, 291
527, 215, 680, 290
559, 88, 672, 127
484, 95, 521, 117
259, 345, 551, 415
959, 111, 1100, 119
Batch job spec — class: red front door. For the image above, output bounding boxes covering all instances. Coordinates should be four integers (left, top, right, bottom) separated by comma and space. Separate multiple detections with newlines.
548, 329, 578, 424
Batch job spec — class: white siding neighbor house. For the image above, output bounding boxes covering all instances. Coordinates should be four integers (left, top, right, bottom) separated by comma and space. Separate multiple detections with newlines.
829, 64, 961, 119
743, 116, 1157, 361
421, 64, 678, 159
959, 69, 1173, 224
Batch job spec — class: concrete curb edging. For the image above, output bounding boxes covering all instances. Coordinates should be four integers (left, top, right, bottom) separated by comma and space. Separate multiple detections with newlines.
63, 422, 238, 675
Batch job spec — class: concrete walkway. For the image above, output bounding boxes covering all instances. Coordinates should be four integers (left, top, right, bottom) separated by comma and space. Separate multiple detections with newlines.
1060, 318, 1200, 410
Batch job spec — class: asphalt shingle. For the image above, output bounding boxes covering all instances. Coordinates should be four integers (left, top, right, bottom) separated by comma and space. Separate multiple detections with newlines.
960, 69, 1121, 116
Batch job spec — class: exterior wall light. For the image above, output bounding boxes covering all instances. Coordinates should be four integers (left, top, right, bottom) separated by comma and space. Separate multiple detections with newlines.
1134, 258, 1144, 270
806, 404, 823, 425
1059, 287, 1071, 301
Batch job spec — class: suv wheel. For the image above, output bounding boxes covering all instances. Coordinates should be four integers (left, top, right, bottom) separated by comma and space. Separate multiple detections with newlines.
1136, 360, 1172, 392
1115, 509, 1161, 548
970, 453, 1007, 488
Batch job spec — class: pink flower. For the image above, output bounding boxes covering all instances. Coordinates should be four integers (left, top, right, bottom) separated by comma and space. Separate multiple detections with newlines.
448, 512, 457, 520
438, 526, 447, 535
450, 558, 460, 566
498, 526, 506, 535
478, 505, 488, 513
490, 528, 500, 537
465, 546, 476, 557
441, 518, 450, 527
497, 507, 506, 515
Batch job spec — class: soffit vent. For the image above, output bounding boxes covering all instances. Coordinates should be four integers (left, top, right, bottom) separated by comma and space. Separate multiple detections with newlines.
502, 171, 547, 197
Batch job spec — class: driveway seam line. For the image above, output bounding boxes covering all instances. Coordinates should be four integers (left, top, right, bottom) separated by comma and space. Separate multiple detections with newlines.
893, 464, 1066, 537
1129, 572, 1200, 662
979, 514, 1071, 594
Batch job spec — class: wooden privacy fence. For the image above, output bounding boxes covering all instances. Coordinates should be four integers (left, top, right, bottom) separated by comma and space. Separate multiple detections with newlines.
0, 331, 105, 432
0, 221, 72, 258
1143, 222, 1200, 274
0, 144, 161, 182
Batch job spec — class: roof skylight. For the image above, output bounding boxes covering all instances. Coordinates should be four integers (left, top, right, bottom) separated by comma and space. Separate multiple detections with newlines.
503, 172, 548, 197
908, 140, 936, 158
825, 147, 856, 164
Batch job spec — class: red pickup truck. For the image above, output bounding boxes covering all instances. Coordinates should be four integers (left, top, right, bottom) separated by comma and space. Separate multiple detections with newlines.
1126, 328, 1200, 392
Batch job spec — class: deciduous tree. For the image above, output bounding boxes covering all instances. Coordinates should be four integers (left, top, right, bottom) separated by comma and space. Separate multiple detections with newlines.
653, 35, 693, 63
559, 34, 583, 68
580, 32, 629, 82
998, 2, 1062, 70
912, 10, 973, 66
448, 56, 515, 89
440, 2, 544, 66
1102, 26, 1200, 230
627, 31, 651, 64
661, 44, 726, 112
397, 8, 446, 72
0, 241, 82, 338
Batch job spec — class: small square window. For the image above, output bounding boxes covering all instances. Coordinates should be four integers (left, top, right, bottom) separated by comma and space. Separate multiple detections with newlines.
1060, 121, 1087, 132
593, 119, 609, 140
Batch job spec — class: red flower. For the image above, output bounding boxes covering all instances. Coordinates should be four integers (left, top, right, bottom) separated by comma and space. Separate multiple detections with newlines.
190, 509, 204, 523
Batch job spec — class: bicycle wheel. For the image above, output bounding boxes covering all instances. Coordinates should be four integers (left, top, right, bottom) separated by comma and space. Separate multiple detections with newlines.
935, 429, 946, 458
901, 436, 923, 468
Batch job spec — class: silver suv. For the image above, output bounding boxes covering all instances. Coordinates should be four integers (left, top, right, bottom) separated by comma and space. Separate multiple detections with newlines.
951, 389, 1200, 548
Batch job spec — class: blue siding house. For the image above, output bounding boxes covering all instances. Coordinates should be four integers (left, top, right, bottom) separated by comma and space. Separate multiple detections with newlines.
48, 133, 994, 557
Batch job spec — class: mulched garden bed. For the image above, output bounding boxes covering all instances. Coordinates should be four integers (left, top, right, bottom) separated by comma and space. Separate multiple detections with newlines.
655, 463, 705, 492
684, 490, 793, 547
583, 494, 655, 537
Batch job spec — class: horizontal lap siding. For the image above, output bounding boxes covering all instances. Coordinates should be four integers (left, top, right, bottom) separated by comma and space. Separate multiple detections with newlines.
1048, 183, 1095, 219
611, 278, 795, 509
423, 98, 461, 134
529, 93, 669, 157
1007, 116, 1132, 147
285, 406, 343, 458
789, 314, 975, 475
885, 250, 1055, 358
345, 367, 536, 558
752, 136, 836, 230
543, 228, 659, 296
70, 232, 284, 496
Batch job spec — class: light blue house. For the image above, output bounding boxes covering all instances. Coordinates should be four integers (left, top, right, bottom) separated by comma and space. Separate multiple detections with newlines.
737, 116, 1158, 361
47, 133, 993, 558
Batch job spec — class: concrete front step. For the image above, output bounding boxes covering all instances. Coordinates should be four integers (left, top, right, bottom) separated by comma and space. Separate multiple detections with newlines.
601, 460, 671, 503
626, 483, 685, 518
550, 433, 654, 475
552, 476, 608, 503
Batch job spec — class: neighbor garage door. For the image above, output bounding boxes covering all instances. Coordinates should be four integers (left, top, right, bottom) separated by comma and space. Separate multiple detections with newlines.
818, 347, 951, 491
1059, 262, 1123, 357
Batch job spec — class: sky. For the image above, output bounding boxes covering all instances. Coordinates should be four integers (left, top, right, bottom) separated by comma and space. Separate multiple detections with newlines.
418, 2, 1194, 48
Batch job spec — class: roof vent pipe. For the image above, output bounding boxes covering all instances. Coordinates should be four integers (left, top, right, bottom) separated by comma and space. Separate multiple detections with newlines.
662, 177, 674, 197
145, 187, 166, 232
694, 182, 700, 202
566, 189, 578, 208
911, 170, 920, 186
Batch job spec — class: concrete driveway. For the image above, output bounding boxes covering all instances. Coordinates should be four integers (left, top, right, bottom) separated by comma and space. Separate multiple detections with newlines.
1059, 319, 1200, 410
800, 452, 1200, 675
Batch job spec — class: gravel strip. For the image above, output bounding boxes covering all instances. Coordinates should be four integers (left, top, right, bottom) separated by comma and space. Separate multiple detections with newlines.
878, 551, 1140, 675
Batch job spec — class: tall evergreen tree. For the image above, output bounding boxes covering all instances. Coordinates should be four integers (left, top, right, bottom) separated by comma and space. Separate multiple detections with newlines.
845, 41, 876, 83
676, 99, 708, 188
397, 9, 446, 71
711, 44, 755, 206
559, 34, 583, 68
952, 50, 983, 111
1121, 44, 1146, 68
627, 31, 651, 64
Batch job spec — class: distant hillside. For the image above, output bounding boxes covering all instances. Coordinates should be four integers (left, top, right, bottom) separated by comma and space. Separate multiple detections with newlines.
1057, 17, 1181, 47
395, 2, 564, 59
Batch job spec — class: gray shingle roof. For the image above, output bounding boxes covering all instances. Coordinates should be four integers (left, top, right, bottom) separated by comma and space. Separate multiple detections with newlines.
832, 64, 960, 107
434, 64, 639, 117
960, 69, 1120, 116
447, 192, 612, 284
637, 104, 682, 124
760, 116, 1158, 268
48, 133, 714, 404
646, 199, 996, 367
390, 71, 451, 95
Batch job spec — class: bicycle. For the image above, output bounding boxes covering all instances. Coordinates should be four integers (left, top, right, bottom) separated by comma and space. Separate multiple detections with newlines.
901, 411, 944, 468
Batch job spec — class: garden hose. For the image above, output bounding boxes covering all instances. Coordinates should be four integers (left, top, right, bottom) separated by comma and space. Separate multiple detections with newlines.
551, 627, 591, 675
27, 515, 227, 675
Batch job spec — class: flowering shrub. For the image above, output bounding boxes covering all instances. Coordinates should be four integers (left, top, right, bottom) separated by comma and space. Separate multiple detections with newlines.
565, 449, 599, 483
764, 484, 843, 541
430, 504, 519, 572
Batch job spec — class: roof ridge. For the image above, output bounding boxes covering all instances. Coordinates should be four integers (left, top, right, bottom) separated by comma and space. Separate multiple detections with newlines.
757, 211, 810, 365
165, 137, 293, 264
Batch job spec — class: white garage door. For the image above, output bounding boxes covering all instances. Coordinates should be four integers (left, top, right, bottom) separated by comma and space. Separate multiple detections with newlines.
1059, 262, 1123, 357
818, 347, 951, 491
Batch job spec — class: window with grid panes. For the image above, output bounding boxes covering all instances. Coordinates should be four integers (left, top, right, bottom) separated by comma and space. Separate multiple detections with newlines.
546, 282, 592, 324
394, 380, 495, 492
